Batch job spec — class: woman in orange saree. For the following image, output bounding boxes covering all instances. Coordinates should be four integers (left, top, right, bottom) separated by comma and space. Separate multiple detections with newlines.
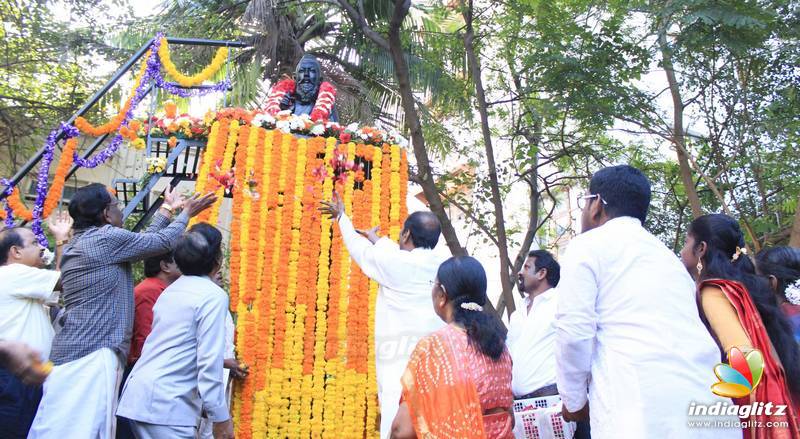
391, 256, 513, 439
681, 214, 800, 439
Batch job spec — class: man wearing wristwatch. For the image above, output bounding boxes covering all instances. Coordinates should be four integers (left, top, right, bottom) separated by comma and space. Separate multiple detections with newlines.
28, 183, 216, 439
0, 211, 72, 438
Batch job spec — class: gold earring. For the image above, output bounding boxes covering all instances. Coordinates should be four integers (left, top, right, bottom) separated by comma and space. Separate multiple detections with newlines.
696, 260, 703, 275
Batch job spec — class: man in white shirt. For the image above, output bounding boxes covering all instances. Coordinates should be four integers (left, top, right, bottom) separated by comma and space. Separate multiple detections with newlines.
508, 249, 560, 400
555, 165, 739, 439
0, 214, 71, 438
322, 193, 447, 438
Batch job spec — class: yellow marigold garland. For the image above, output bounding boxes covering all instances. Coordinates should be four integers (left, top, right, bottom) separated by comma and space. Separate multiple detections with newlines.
217, 126, 405, 438
158, 39, 229, 87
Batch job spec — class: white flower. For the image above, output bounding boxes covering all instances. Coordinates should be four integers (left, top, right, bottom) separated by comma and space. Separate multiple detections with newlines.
276, 120, 291, 133
252, 113, 273, 127
310, 124, 325, 136
786, 279, 800, 306
346, 122, 359, 132
41, 247, 54, 266
289, 117, 305, 131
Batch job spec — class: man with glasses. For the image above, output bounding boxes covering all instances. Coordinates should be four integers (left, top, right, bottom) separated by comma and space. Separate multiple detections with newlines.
555, 165, 737, 439
0, 213, 71, 438
321, 192, 446, 438
29, 183, 216, 439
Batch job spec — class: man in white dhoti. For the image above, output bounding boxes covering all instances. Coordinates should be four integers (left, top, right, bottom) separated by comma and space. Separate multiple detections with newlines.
555, 165, 740, 439
29, 184, 214, 438
322, 193, 447, 438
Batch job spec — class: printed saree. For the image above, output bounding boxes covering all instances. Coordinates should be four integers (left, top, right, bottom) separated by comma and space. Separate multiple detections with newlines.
400, 324, 513, 439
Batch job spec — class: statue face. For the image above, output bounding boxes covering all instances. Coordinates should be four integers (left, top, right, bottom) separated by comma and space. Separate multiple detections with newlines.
294, 57, 321, 104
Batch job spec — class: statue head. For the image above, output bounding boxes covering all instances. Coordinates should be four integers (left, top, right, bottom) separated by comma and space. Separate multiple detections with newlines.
294, 54, 323, 104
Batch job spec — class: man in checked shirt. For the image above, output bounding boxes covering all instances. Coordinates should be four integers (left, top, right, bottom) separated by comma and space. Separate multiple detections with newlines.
28, 183, 216, 439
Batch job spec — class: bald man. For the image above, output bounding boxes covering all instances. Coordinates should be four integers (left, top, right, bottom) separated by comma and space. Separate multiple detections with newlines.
321, 194, 447, 438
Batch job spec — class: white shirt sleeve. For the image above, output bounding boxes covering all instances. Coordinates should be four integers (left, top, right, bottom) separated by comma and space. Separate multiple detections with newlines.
337, 213, 403, 289
555, 238, 599, 412
195, 289, 230, 422
8, 264, 60, 301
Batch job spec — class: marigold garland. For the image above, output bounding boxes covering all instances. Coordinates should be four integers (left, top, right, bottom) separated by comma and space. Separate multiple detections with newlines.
197, 121, 409, 438
74, 51, 149, 136
158, 38, 229, 87
5, 138, 78, 221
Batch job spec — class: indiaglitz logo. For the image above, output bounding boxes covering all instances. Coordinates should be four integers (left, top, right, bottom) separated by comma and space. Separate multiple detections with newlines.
711, 347, 764, 398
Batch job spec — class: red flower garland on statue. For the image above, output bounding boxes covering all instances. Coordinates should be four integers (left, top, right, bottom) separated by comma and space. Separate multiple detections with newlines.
309, 82, 336, 121
264, 79, 336, 121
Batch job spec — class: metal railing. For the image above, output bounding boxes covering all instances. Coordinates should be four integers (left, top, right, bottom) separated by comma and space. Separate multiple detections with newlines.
0, 36, 249, 202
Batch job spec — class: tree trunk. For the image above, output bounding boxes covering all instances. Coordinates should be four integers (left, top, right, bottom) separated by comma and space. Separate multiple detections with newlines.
386, 2, 465, 256
335, 0, 465, 256
659, 28, 703, 218
790, 193, 800, 248
462, 0, 515, 317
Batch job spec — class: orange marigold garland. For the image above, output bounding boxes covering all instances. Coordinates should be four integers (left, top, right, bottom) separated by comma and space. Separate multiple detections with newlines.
191, 119, 228, 226
222, 126, 406, 438
5, 138, 77, 221
74, 51, 149, 136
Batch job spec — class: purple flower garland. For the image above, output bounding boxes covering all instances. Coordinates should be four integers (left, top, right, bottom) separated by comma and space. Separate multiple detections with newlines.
29, 123, 81, 245
1, 178, 15, 229
3, 33, 231, 244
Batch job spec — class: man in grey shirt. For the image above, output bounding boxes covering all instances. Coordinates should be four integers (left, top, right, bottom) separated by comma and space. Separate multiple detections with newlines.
29, 183, 215, 439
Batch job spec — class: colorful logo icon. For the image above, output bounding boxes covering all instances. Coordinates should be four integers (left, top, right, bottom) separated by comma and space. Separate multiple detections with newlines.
711, 347, 764, 398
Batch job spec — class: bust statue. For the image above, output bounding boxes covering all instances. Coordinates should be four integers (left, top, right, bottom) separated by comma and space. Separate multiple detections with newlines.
265, 54, 338, 122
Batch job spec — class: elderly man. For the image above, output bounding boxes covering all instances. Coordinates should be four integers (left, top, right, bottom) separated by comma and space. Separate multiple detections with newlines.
279, 54, 338, 121
29, 183, 215, 438
321, 192, 446, 438
0, 214, 71, 438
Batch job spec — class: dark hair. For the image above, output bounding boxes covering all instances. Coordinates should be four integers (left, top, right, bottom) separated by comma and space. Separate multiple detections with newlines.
403, 211, 441, 249
144, 252, 175, 278
756, 247, 800, 300
174, 223, 222, 276
437, 256, 507, 360
689, 214, 800, 398
528, 249, 561, 287
0, 228, 24, 265
589, 165, 651, 223
68, 183, 114, 230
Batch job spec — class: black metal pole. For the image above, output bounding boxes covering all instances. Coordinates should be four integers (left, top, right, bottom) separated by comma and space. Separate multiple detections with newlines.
165, 37, 249, 48
0, 36, 250, 202
0, 38, 154, 199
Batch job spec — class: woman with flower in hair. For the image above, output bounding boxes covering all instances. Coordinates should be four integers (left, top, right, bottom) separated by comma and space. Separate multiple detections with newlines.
680, 214, 800, 438
756, 246, 800, 343
391, 256, 513, 439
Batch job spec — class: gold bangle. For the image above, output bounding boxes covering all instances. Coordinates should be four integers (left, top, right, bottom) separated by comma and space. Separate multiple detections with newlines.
161, 204, 174, 214
56, 239, 69, 246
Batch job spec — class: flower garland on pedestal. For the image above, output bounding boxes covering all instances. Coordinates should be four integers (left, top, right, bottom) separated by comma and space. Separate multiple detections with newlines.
262, 79, 336, 122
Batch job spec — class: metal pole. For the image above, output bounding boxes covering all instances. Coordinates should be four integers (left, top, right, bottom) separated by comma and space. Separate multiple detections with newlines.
0, 37, 250, 201
165, 37, 249, 48
0, 38, 154, 199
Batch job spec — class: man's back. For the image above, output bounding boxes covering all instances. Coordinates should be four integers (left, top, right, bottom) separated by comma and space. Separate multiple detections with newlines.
557, 217, 735, 438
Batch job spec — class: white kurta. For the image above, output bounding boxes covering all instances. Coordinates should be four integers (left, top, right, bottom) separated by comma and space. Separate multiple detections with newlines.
338, 214, 447, 438
0, 263, 60, 359
117, 275, 229, 426
555, 217, 739, 439
507, 288, 558, 397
